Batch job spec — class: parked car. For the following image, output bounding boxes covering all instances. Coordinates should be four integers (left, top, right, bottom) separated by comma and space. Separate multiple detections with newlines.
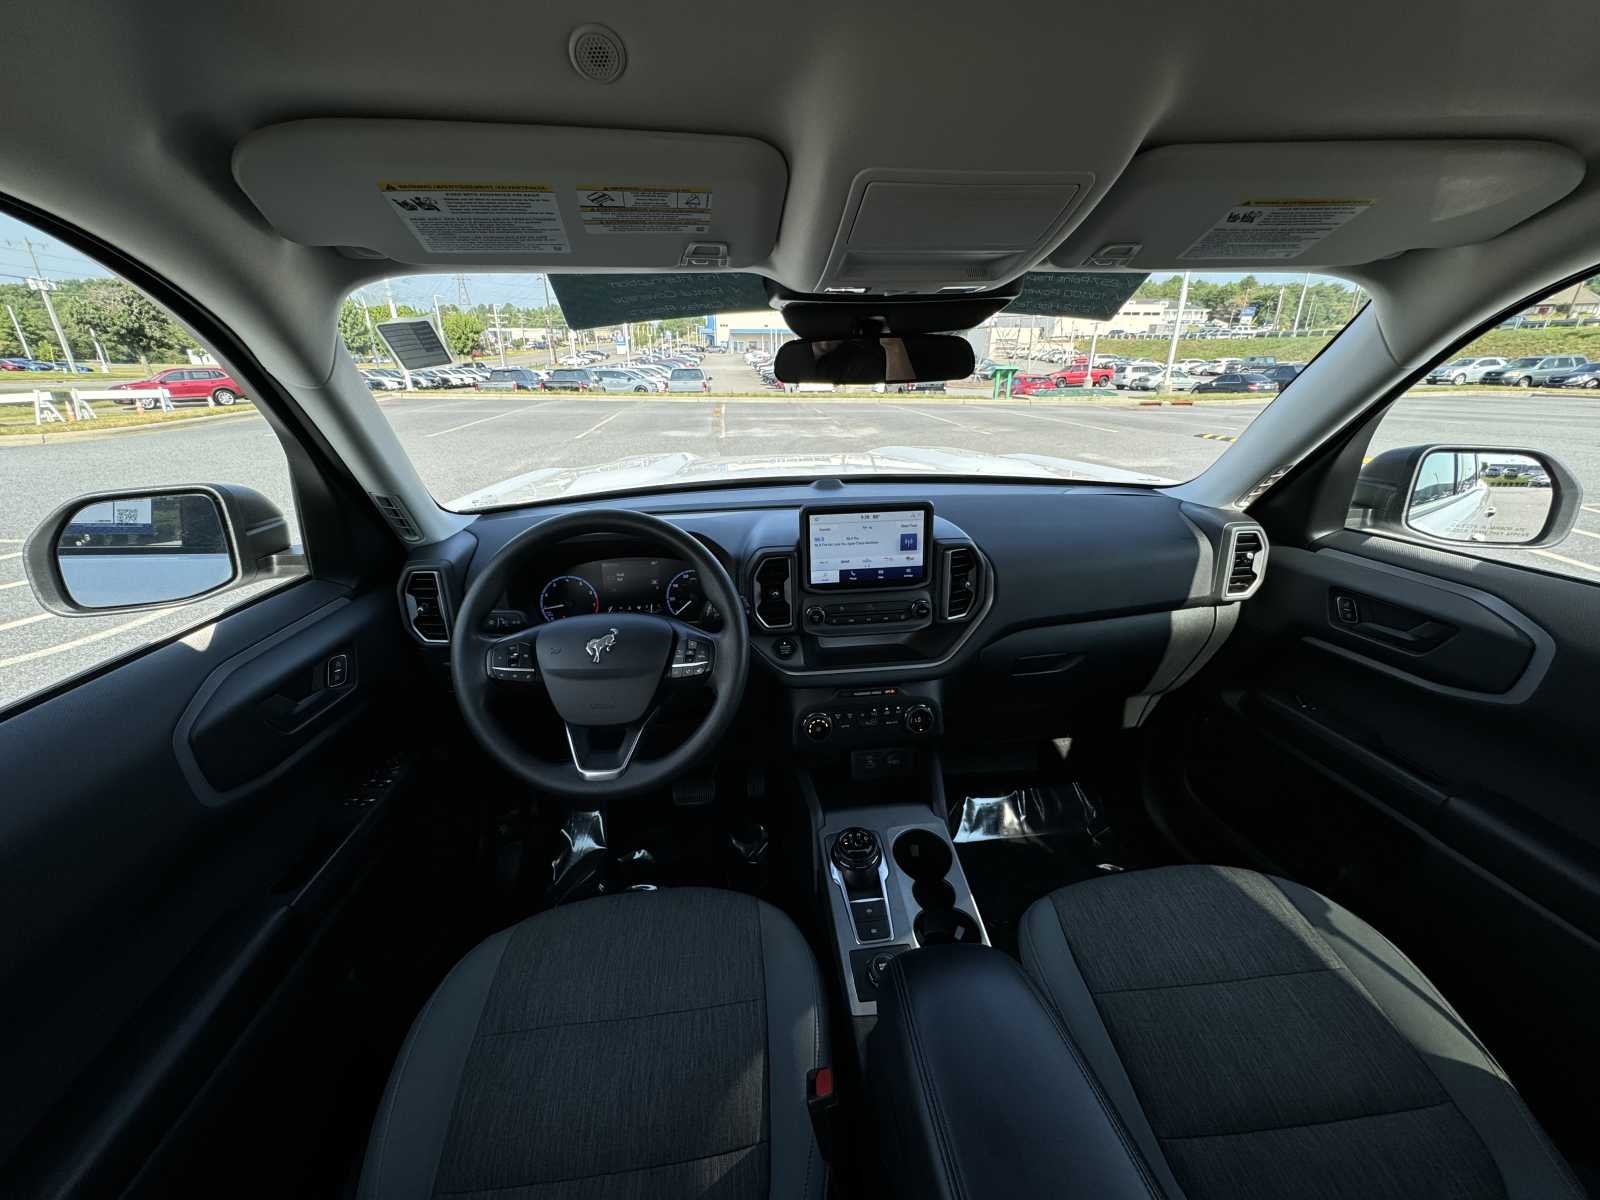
1009, 373, 1065, 396
593, 367, 660, 393
362, 371, 405, 391
109, 366, 246, 408
1128, 367, 1204, 391
1112, 361, 1164, 388
1481, 355, 1588, 386
1049, 365, 1115, 387
480, 367, 545, 391
1424, 356, 1509, 385
890, 380, 946, 393
1191, 371, 1275, 393
1257, 364, 1305, 388
666, 366, 711, 392
1548, 361, 1600, 388
541, 367, 595, 391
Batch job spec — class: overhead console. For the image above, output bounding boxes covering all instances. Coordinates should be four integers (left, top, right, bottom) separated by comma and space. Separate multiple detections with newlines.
1049, 139, 1584, 271
232, 118, 787, 269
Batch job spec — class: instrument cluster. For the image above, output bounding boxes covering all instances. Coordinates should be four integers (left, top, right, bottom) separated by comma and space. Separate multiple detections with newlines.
535, 557, 714, 625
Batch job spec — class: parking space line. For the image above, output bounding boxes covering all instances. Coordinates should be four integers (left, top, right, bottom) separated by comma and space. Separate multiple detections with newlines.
425, 399, 561, 438
1530, 548, 1600, 575
0, 613, 51, 633
0, 552, 20, 562
992, 407, 1124, 435
888, 405, 993, 435
0, 610, 168, 669
1566, 527, 1600, 540
573, 408, 626, 440
0, 580, 29, 591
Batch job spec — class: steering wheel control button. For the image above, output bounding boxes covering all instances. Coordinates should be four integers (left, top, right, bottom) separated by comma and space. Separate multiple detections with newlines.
487, 641, 539, 683
669, 634, 713, 678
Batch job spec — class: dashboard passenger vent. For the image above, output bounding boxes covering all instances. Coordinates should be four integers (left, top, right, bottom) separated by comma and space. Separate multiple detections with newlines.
751, 555, 794, 630
402, 569, 450, 644
1222, 527, 1268, 600
942, 546, 979, 621
370, 493, 423, 542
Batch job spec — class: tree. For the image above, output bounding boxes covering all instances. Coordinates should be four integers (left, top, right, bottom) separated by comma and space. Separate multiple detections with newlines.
62, 279, 192, 367
440, 310, 486, 358
338, 297, 375, 357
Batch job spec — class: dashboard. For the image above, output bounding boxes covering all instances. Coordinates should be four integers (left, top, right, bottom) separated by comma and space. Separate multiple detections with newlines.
399, 480, 1269, 750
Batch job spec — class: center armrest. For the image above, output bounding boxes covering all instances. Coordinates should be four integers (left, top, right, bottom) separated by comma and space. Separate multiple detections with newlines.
868, 944, 1164, 1200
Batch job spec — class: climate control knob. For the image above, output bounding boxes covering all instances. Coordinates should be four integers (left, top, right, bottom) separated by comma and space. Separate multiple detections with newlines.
903, 704, 934, 735
805, 605, 827, 626
909, 597, 931, 619
803, 712, 833, 741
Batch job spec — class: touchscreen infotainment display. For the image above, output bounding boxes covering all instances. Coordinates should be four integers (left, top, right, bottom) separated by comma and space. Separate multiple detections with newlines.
807, 509, 927, 587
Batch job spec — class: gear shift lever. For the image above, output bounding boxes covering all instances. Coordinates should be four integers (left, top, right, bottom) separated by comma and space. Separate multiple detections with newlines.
831, 826, 883, 895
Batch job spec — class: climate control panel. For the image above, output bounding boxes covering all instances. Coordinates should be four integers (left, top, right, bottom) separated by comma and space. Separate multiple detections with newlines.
798, 687, 940, 746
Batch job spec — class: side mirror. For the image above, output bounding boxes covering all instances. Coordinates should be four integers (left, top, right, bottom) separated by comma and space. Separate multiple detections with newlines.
1351, 445, 1582, 548
23, 485, 293, 616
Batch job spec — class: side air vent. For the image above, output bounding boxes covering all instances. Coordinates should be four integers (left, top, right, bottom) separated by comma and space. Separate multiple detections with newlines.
1222, 526, 1268, 600
942, 546, 979, 621
370, 493, 423, 542
401, 569, 450, 644
751, 555, 794, 630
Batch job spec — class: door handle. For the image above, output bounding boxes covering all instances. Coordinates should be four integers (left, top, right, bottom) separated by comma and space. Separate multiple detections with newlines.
1331, 591, 1457, 654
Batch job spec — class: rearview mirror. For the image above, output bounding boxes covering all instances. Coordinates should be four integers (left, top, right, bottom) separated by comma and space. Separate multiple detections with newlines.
774, 334, 974, 385
23, 485, 293, 616
1351, 445, 1582, 548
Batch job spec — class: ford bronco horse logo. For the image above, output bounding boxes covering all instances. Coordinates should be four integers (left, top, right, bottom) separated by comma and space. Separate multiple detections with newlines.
585, 628, 619, 664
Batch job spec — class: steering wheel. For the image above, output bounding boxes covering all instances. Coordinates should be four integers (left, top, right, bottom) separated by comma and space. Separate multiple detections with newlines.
450, 510, 750, 798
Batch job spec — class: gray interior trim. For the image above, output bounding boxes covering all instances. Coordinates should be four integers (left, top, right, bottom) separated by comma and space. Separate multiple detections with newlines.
1303, 547, 1555, 704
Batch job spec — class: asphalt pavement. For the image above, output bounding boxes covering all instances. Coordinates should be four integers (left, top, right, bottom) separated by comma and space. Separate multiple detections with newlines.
2, 381, 1598, 711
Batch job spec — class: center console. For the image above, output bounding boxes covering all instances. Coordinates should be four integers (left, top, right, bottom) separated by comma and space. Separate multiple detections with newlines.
817, 803, 988, 1018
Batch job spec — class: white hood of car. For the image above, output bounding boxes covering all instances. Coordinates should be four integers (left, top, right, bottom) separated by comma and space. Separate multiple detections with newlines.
448, 446, 1174, 509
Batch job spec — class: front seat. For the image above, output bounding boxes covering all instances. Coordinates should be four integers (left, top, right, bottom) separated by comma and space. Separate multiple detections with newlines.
358, 888, 828, 1200
1019, 865, 1586, 1200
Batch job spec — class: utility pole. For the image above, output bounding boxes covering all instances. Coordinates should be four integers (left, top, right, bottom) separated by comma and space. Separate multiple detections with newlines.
1086, 323, 1101, 388
25, 240, 78, 372
1291, 272, 1311, 336
6, 304, 32, 359
492, 303, 507, 367
1162, 271, 1191, 390
540, 274, 557, 366
87, 326, 109, 372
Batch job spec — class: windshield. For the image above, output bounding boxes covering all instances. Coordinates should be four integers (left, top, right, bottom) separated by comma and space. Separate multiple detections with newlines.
352, 270, 1364, 510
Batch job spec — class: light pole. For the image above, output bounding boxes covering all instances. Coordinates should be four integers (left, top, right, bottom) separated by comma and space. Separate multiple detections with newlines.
1162, 271, 1191, 390
492, 304, 507, 368
24, 241, 77, 372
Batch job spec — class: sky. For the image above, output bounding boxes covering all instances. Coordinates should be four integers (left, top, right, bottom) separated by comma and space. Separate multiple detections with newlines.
0, 212, 1351, 307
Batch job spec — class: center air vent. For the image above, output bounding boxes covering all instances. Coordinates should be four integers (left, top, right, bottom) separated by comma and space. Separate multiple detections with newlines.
942, 546, 980, 621
401, 569, 450, 644
751, 555, 794, 630
1222, 527, 1268, 600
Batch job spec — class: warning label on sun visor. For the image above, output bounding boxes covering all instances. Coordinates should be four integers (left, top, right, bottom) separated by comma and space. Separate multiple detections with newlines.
1179, 199, 1373, 261
379, 182, 570, 254
575, 185, 713, 234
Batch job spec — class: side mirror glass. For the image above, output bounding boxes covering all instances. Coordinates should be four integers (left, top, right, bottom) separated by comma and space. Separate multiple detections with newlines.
24, 484, 292, 616
56, 493, 235, 608
1353, 444, 1582, 549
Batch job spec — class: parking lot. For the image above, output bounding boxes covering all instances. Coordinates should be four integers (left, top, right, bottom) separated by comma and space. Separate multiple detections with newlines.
2, 383, 1598, 710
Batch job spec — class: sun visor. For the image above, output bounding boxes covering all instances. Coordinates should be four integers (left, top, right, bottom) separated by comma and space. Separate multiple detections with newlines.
552, 273, 770, 330
232, 119, 787, 269
1051, 141, 1584, 271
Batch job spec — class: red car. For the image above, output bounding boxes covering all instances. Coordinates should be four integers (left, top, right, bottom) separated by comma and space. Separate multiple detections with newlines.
1049, 365, 1115, 387
110, 366, 246, 409
1010, 373, 1066, 396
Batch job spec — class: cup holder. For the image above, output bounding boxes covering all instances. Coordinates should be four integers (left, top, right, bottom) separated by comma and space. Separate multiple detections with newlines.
893, 829, 953, 881
914, 908, 982, 946
912, 878, 956, 911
